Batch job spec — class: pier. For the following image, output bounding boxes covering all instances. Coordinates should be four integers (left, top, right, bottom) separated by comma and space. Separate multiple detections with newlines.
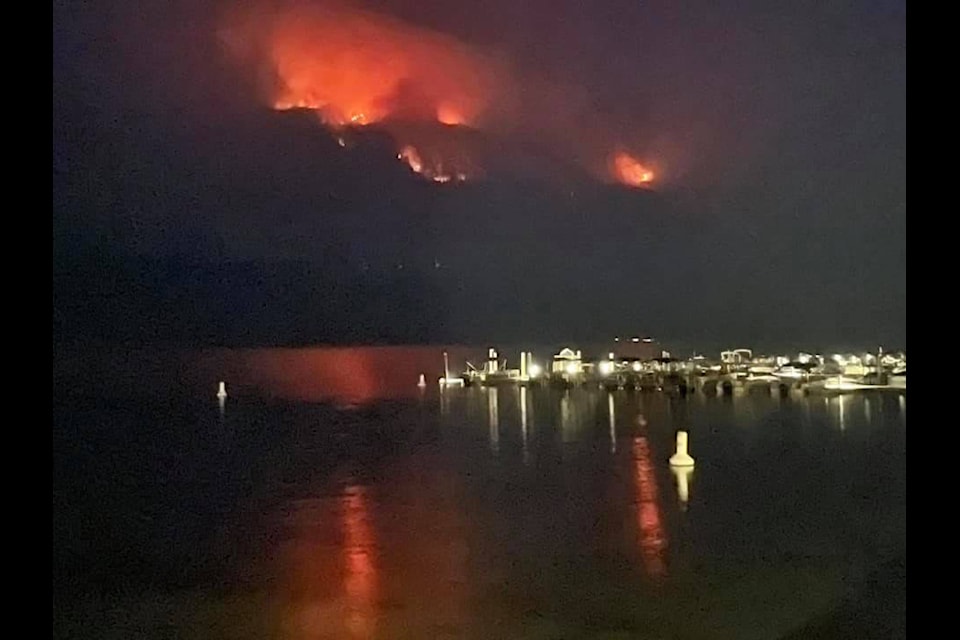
448, 343, 905, 397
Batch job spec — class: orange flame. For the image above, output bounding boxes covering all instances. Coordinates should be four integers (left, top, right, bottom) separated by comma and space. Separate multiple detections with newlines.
222, 3, 664, 188
239, 1, 498, 127
399, 145, 423, 174
398, 144, 471, 184
611, 152, 655, 188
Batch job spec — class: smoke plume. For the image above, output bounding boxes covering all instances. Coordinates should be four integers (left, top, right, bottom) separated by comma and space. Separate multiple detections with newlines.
221, 0, 655, 187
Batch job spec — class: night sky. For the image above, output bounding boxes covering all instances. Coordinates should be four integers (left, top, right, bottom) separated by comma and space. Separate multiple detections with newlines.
53, 0, 906, 352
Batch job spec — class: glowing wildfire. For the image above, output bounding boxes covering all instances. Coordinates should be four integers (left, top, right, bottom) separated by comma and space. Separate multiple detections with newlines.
611, 152, 655, 188
222, 2, 662, 188
398, 145, 468, 184
254, 2, 497, 128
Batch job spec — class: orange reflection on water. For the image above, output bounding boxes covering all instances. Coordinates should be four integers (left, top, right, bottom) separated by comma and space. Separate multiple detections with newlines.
196, 347, 458, 405
381, 453, 472, 627
633, 437, 667, 578
341, 485, 378, 638
277, 485, 379, 639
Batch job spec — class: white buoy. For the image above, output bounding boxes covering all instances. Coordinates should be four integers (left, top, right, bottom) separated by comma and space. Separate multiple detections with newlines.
417, 373, 426, 388
669, 430, 695, 467
217, 381, 228, 399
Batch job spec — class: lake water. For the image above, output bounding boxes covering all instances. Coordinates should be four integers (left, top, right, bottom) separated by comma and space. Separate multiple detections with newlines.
52, 347, 906, 639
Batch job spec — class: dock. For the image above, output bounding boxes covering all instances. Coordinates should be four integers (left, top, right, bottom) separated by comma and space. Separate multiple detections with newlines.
442, 343, 905, 397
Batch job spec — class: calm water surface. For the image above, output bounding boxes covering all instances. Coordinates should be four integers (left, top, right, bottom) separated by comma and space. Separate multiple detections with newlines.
52, 347, 906, 639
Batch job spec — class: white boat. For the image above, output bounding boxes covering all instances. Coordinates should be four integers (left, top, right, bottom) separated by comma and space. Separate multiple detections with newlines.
823, 376, 876, 391
747, 365, 776, 375
439, 351, 465, 387
775, 362, 816, 381
890, 370, 906, 390
822, 375, 902, 392
744, 373, 780, 385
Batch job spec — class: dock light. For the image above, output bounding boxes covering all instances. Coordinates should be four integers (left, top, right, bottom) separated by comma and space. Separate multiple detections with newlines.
566, 363, 578, 375
599, 361, 614, 376
529, 363, 542, 378
632, 362, 642, 372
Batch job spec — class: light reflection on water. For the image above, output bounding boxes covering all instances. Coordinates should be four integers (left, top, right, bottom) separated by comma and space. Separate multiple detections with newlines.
341, 486, 377, 639
632, 437, 667, 579
487, 387, 499, 454
54, 347, 907, 637
520, 386, 530, 464
608, 392, 617, 454
560, 390, 574, 441
672, 466, 693, 510
838, 394, 847, 431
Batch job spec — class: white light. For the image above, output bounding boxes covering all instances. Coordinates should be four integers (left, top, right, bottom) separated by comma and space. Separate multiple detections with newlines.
529, 364, 542, 378
632, 362, 642, 372
599, 361, 614, 376
608, 352, 615, 360
566, 363, 578, 375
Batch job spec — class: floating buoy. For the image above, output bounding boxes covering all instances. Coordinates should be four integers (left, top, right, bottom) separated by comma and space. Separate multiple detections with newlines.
669, 430, 695, 467
417, 374, 426, 388
216, 381, 227, 399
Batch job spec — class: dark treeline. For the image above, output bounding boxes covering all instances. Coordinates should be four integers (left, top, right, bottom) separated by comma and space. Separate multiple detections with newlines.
53, 248, 447, 347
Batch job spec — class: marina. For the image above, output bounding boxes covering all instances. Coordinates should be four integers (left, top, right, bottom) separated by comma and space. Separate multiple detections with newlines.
53, 344, 907, 639
441, 341, 906, 397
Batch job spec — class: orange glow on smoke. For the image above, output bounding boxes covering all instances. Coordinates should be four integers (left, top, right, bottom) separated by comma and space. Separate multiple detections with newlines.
436, 104, 466, 126
611, 152, 655, 188
258, 2, 497, 127
221, 3, 667, 188
633, 437, 667, 577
